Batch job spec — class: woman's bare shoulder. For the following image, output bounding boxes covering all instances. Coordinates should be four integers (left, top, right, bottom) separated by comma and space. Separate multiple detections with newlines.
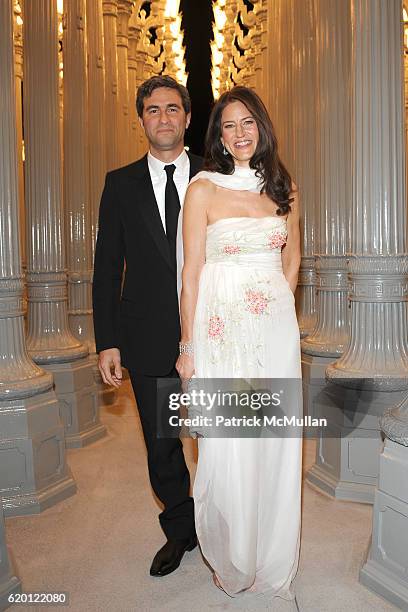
187, 177, 217, 198
184, 179, 215, 220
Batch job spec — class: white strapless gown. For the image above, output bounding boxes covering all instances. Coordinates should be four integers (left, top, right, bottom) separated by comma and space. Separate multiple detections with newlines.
192, 216, 302, 598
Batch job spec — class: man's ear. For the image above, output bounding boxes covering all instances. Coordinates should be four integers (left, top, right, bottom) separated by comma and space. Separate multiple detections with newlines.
186, 113, 191, 130
138, 116, 144, 130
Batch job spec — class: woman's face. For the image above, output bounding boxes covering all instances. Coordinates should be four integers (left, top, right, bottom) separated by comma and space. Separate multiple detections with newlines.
220, 100, 259, 167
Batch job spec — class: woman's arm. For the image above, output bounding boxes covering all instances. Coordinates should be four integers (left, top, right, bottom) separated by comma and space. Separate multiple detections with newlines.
281, 183, 301, 293
176, 180, 209, 381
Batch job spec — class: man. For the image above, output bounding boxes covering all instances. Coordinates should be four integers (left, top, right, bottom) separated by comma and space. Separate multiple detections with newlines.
92, 76, 202, 577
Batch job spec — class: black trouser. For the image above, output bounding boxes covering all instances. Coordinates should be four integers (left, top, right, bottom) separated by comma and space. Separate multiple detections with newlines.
129, 368, 195, 541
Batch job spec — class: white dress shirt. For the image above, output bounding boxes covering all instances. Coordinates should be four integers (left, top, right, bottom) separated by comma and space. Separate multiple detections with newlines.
147, 149, 190, 299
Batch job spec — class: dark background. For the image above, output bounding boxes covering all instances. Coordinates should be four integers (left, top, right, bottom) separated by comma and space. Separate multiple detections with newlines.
180, 0, 214, 156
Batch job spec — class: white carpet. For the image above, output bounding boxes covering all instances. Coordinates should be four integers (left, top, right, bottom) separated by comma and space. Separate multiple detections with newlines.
4, 379, 398, 611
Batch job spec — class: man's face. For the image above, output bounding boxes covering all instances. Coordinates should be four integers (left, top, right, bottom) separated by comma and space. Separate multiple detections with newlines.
139, 87, 191, 152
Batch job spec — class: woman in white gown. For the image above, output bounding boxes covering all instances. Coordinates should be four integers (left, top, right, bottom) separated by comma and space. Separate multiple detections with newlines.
176, 86, 302, 599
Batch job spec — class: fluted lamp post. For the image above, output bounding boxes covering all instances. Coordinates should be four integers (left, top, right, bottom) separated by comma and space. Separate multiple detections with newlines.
309, 0, 408, 516
292, 1, 318, 341
230, 1, 256, 88
23, 0, 106, 450
12, 1, 25, 272
172, 32, 187, 85
130, 1, 150, 156
321, 0, 408, 509
211, 65, 221, 101
116, 0, 134, 167
211, 16, 225, 98
222, 0, 238, 89
63, 0, 111, 428
300, 1, 351, 495
357, 2, 408, 607
211, 43, 223, 100
256, 0, 271, 110
163, 0, 187, 84
103, 0, 120, 171
1, 0, 76, 518
163, 1, 179, 77
405, 8, 408, 161
87, 0, 106, 260
212, 0, 227, 98
129, 0, 164, 153
128, 3, 142, 159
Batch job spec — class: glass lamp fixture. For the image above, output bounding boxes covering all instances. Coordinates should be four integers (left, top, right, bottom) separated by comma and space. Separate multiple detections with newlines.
211, 68, 220, 100
170, 14, 182, 37
211, 0, 227, 99
165, 0, 180, 19
211, 42, 223, 66
163, 0, 188, 85
404, 7, 408, 50
14, 0, 23, 24
176, 69, 187, 86
213, 4, 227, 31
172, 38, 182, 55
165, 0, 187, 84
213, 28, 225, 49
213, 77, 220, 90
174, 54, 184, 69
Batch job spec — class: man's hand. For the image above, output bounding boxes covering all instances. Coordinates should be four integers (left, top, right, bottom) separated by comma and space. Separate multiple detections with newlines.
98, 348, 122, 388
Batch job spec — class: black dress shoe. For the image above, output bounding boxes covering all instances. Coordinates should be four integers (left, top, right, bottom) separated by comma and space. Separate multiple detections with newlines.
150, 536, 197, 577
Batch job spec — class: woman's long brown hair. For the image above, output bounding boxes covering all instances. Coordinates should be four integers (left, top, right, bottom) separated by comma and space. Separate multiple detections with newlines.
203, 86, 294, 216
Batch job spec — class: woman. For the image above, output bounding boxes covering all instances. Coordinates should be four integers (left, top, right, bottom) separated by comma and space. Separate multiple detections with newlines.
176, 86, 302, 599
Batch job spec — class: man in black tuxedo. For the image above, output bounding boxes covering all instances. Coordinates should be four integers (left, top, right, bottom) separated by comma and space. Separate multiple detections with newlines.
92, 76, 202, 577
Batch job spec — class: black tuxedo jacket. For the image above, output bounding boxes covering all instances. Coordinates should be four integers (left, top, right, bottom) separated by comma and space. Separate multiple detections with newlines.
92, 152, 203, 375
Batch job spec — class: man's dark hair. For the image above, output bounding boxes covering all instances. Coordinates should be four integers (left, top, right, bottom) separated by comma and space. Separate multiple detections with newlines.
136, 75, 191, 117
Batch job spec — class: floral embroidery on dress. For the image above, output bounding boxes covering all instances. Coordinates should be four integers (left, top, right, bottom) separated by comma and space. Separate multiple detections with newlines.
244, 289, 270, 315
267, 230, 287, 250
196, 217, 294, 372
208, 315, 225, 339
222, 245, 241, 255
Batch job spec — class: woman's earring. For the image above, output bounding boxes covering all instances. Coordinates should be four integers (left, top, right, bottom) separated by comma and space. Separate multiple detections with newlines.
223, 145, 228, 156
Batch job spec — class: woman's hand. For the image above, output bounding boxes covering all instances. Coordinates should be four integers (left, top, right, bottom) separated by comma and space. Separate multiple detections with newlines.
176, 353, 195, 388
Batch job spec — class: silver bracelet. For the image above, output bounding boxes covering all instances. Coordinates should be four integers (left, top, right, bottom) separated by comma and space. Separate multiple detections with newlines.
179, 341, 194, 356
